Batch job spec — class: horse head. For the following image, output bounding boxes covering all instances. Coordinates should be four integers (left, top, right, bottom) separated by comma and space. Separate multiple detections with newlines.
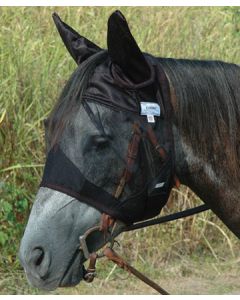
19, 11, 174, 290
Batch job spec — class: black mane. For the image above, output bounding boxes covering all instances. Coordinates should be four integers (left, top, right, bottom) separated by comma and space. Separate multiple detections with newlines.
159, 58, 240, 177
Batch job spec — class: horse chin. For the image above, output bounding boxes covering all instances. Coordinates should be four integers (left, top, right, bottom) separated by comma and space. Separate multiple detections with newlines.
58, 260, 85, 288
24, 271, 60, 291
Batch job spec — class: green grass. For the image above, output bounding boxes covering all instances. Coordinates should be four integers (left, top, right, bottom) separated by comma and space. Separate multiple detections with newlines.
0, 6, 240, 294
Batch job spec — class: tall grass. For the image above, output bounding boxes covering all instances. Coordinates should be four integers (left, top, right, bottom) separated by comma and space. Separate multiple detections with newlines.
0, 6, 240, 283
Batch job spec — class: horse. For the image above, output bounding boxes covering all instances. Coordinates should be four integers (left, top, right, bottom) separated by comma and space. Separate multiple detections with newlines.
19, 10, 240, 291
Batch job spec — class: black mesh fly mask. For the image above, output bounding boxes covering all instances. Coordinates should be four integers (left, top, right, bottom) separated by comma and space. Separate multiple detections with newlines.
41, 51, 175, 225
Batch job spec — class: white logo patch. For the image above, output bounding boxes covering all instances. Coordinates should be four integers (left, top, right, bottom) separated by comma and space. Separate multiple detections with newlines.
140, 102, 161, 117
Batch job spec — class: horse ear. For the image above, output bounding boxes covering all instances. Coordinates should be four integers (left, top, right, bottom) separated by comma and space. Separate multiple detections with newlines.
52, 12, 101, 65
107, 10, 151, 83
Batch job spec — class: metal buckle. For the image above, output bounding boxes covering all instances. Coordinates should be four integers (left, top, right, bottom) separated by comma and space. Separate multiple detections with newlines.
79, 220, 124, 284
79, 223, 119, 260
79, 225, 101, 259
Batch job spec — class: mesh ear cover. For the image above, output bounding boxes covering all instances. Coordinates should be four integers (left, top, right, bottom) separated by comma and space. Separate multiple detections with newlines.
107, 10, 151, 83
52, 12, 101, 64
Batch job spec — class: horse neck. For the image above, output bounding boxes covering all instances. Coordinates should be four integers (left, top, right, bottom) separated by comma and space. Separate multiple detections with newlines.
173, 122, 240, 238
171, 100, 240, 240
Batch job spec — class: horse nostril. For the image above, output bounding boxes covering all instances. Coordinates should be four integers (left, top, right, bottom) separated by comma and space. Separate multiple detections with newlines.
29, 247, 51, 279
33, 247, 45, 267
35, 248, 45, 266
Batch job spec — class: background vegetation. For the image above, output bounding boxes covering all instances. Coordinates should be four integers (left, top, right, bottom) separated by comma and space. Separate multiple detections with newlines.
0, 6, 240, 294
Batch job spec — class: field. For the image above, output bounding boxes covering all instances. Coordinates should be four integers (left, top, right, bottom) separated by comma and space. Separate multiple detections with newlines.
0, 6, 240, 295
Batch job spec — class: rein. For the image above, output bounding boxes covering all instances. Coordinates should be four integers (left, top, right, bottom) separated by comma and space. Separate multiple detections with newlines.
124, 203, 209, 232
80, 203, 209, 294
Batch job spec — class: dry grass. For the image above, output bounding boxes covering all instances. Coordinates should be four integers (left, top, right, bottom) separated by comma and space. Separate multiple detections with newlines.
1, 252, 240, 294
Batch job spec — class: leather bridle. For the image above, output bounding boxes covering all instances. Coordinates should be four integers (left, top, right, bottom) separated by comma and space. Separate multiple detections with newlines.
114, 122, 142, 199
79, 121, 178, 294
78, 121, 209, 294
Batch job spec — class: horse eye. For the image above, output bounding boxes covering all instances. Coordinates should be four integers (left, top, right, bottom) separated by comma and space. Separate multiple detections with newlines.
83, 134, 112, 155
92, 135, 110, 148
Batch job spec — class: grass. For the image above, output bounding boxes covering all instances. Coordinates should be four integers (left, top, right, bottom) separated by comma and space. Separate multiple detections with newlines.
1, 252, 240, 294
0, 6, 240, 294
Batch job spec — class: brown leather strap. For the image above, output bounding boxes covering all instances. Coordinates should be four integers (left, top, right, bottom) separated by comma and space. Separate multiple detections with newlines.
174, 174, 181, 189
83, 252, 97, 283
146, 125, 166, 160
100, 213, 115, 232
114, 123, 142, 199
104, 247, 169, 295
99, 213, 115, 241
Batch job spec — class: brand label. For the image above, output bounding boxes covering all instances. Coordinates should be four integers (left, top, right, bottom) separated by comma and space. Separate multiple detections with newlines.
140, 102, 160, 117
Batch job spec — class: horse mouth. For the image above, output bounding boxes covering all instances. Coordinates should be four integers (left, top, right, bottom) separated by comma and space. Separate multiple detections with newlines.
22, 250, 85, 291
59, 250, 84, 288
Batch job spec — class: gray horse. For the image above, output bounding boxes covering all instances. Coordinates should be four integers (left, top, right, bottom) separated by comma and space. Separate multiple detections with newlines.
19, 11, 240, 291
